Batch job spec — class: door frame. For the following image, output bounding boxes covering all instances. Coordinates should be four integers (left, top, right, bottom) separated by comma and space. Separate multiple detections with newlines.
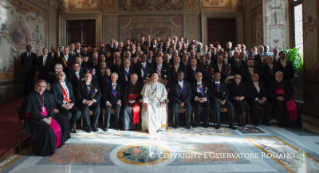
59, 12, 102, 47
201, 12, 243, 46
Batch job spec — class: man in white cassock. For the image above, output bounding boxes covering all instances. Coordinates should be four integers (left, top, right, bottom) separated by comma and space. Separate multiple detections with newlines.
141, 73, 168, 133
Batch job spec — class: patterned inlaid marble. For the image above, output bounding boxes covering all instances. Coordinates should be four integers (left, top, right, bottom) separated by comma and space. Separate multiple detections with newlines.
180, 144, 242, 163
237, 127, 265, 134
71, 129, 124, 137
130, 130, 163, 137
247, 137, 319, 172
167, 127, 232, 137
46, 145, 113, 163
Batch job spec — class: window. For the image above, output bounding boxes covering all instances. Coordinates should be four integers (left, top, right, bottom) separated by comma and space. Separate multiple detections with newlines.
291, 0, 303, 54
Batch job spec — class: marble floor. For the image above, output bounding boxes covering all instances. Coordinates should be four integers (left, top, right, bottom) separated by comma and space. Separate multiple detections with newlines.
1, 115, 319, 173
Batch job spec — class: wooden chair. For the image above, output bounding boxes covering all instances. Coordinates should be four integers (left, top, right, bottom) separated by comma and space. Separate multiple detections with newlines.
212, 107, 235, 125
139, 78, 169, 128
15, 106, 28, 152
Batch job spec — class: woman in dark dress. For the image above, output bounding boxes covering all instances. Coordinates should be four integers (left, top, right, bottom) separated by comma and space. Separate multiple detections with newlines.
22, 80, 67, 156
228, 74, 249, 127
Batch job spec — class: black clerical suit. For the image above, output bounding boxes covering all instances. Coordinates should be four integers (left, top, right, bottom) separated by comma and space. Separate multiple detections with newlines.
20, 51, 37, 96
76, 81, 102, 128
210, 81, 234, 127
268, 80, 302, 127
171, 80, 192, 126
246, 82, 272, 125
135, 62, 153, 84
191, 81, 211, 126
103, 82, 122, 129
122, 82, 143, 130
37, 55, 54, 80
118, 67, 136, 86
51, 81, 82, 130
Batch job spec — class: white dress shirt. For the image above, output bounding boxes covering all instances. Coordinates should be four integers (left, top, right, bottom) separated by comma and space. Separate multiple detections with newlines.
43, 55, 47, 66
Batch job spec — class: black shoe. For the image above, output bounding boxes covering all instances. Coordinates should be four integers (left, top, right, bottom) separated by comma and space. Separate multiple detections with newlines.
229, 124, 237, 130
175, 124, 179, 129
87, 126, 93, 133
242, 119, 246, 127
216, 124, 221, 129
70, 128, 77, 133
105, 127, 109, 131
186, 125, 191, 129
92, 126, 98, 132
194, 122, 200, 128
156, 129, 161, 132
203, 123, 208, 128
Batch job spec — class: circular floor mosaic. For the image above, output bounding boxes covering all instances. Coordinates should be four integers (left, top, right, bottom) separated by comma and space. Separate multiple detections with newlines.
117, 144, 170, 166
109, 142, 176, 172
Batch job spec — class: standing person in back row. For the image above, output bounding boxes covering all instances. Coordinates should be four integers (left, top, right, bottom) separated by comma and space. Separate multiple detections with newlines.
20, 44, 37, 96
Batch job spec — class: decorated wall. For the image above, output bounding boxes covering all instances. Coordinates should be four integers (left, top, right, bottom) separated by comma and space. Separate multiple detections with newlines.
263, 0, 289, 50
0, 0, 58, 107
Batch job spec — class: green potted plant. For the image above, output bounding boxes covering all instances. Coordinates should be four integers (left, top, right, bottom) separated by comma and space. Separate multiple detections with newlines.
282, 47, 304, 85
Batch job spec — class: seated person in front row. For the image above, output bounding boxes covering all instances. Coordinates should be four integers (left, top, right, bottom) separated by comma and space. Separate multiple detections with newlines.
228, 74, 249, 127
22, 80, 67, 156
191, 72, 211, 128
122, 73, 143, 130
171, 71, 192, 129
51, 71, 81, 133
210, 72, 236, 130
76, 73, 102, 133
246, 73, 272, 126
141, 73, 168, 134
268, 71, 302, 127
103, 72, 122, 131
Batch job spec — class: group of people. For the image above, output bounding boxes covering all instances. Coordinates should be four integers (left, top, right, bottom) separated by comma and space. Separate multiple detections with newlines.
20, 35, 302, 156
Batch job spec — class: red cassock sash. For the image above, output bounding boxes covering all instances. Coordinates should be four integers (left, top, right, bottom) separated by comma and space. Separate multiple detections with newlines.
128, 94, 140, 124
276, 89, 298, 121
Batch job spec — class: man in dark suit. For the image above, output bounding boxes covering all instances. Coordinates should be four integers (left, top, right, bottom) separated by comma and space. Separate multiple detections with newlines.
135, 54, 153, 84
213, 55, 224, 74
277, 51, 295, 84
171, 71, 192, 129
241, 59, 259, 84
191, 72, 211, 128
170, 56, 187, 84
58, 47, 75, 75
68, 62, 85, 93
162, 41, 172, 55
229, 51, 245, 74
186, 58, 202, 83
69, 43, 80, 59
260, 55, 279, 88
118, 59, 136, 86
103, 72, 122, 131
154, 56, 171, 90
20, 44, 37, 96
51, 71, 81, 133
37, 47, 53, 80
246, 73, 272, 126
210, 72, 236, 130
49, 44, 58, 65
77, 73, 102, 132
